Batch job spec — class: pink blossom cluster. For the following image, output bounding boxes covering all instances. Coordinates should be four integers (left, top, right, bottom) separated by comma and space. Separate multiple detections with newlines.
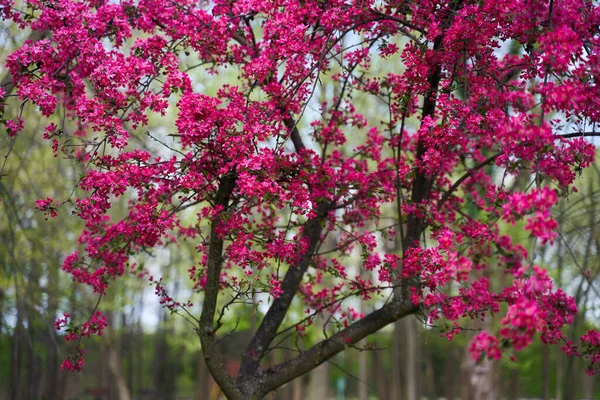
54, 312, 107, 371
581, 330, 600, 374
35, 197, 58, 218
60, 347, 87, 372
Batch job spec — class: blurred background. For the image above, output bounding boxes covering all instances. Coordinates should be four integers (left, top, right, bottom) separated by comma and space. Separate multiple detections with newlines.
2, 10, 600, 400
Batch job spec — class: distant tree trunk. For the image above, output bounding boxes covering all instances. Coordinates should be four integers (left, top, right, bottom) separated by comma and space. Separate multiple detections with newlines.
10, 280, 23, 400
423, 338, 437, 400
290, 377, 303, 400
373, 347, 389, 400
0, 286, 4, 335
25, 265, 42, 400
135, 320, 144, 398
404, 318, 418, 400
555, 235, 565, 400
463, 356, 496, 400
358, 339, 368, 400
122, 313, 134, 396
583, 373, 596, 399
153, 311, 171, 400
26, 340, 43, 400
108, 339, 132, 400
542, 349, 550, 400
444, 348, 458, 400
308, 362, 329, 399
195, 353, 211, 400
507, 369, 519, 400
564, 277, 590, 400
461, 319, 498, 400
42, 256, 63, 400
391, 320, 404, 399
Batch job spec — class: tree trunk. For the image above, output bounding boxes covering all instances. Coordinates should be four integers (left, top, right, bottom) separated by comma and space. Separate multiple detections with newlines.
373, 346, 388, 400
391, 320, 404, 400
42, 256, 63, 400
290, 377, 303, 400
508, 369, 519, 400
444, 348, 457, 400
25, 265, 42, 400
461, 321, 498, 400
108, 339, 132, 400
10, 286, 23, 400
308, 362, 329, 399
423, 338, 437, 400
542, 348, 550, 400
583, 373, 596, 400
358, 339, 368, 400
404, 318, 418, 400
136, 320, 144, 398
469, 357, 496, 400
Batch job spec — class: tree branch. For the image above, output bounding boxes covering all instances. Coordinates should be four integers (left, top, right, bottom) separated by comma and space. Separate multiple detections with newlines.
237, 201, 331, 391
559, 131, 600, 139
437, 153, 502, 210
261, 298, 418, 394
283, 114, 306, 153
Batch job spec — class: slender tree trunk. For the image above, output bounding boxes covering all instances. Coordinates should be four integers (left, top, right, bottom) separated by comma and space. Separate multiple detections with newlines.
308, 362, 329, 399
135, 320, 143, 398
122, 313, 134, 397
469, 357, 496, 400
358, 339, 368, 400
444, 349, 457, 400
290, 377, 303, 400
373, 346, 388, 400
423, 338, 437, 400
0, 286, 4, 336
196, 353, 211, 400
108, 339, 132, 400
10, 286, 23, 400
556, 234, 564, 400
42, 256, 62, 400
391, 320, 404, 400
462, 319, 498, 400
153, 311, 169, 400
25, 265, 42, 400
404, 318, 418, 400
542, 348, 550, 400
508, 369, 519, 400
583, 373, 596, 400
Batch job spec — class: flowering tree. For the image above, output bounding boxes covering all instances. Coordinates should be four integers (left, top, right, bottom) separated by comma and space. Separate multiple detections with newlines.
3, 0, 600, 398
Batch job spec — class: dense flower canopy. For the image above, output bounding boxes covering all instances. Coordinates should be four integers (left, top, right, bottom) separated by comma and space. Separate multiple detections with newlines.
2, 0, 600, 395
